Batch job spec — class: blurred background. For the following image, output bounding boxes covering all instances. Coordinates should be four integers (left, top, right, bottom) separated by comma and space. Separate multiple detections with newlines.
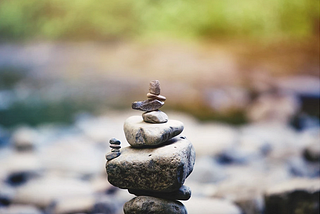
0, 0, 319, 214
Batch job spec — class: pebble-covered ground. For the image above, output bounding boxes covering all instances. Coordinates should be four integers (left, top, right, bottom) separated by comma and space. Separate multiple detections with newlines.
0, 42, 319, 214
0, 109, 319, 214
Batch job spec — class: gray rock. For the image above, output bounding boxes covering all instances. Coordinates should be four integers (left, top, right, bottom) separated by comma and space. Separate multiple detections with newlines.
142, 110, 168, 123
106, 136, 195, 192
132, 99, 164, 111
123, 196, 187, 214
129, 185, 191, 201
264, 178, 320, 214
149, 80, 161, 95
124, 116, 184, 148
110, 138, 121, 145
106, 152, 121, 161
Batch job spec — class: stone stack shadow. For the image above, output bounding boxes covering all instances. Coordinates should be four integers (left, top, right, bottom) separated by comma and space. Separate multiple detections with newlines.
105, 80, 196, 214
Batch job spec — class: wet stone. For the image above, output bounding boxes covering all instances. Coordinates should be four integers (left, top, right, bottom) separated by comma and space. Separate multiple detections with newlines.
123, 196, 187, 214
129, 185, 191, 201
124, 116, 184, 148
142, 110, 168, 124
132, 100, 164, 111
149, 80, 161, 95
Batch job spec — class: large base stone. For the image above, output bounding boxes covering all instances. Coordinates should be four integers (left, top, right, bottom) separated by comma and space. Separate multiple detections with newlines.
106, 136, 195, 192
123, 196, 187, 214
124, 116, 184, 148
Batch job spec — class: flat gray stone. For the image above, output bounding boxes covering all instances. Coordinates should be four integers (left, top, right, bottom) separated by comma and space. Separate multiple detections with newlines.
106, 136, 195, 192
124, 116, 184, 148
142, 110, 168, 123
129, 185, 191, 201
132, 100, 164, 111
124, 196, 187, 214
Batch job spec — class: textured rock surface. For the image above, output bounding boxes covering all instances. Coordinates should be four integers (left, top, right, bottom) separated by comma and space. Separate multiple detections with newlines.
106, 136, 195, 192
123, 196, 187, 214
124, 116, 184, 147
149, 80, 161, 95
132, 100, 164, 111
264, 178, 320, 214
129, 185, 191, 200
142, 110, 168, 123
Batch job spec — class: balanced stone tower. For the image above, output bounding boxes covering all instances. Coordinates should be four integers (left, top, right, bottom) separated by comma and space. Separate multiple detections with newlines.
106, 80, 196, 214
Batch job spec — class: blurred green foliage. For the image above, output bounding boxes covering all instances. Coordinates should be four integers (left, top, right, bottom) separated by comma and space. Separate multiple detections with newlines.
0, 0, 318, 41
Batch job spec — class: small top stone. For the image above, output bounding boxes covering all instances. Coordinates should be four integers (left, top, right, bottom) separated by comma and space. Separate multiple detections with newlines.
109, 138, 121, 145
149, 80, 161, 95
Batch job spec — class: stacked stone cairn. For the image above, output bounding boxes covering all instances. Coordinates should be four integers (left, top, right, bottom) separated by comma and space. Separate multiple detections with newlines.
105, 80, 196, 214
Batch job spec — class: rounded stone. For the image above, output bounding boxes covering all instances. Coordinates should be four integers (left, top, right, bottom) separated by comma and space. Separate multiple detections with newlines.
142, 110, 168, 123
106, 136, 195, 192
123, 196, 187, 214
109, 138, 121, 145
124, 116, 184, 148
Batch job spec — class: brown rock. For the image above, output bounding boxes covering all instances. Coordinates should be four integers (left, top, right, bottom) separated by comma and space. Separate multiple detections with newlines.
142, 110, 168, 123
149, 80, 161, 95
147, 93, 166, 101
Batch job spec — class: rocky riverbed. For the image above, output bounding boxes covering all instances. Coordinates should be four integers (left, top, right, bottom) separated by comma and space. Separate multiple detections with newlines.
0, 110, 319, 214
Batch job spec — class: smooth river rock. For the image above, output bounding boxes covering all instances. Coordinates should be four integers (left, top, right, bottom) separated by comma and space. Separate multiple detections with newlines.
129, 185, 191, 201
124, 116, 184, 148
106, 136, 195, 192
142, 110, 168, 123
123, 196, 187, 214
